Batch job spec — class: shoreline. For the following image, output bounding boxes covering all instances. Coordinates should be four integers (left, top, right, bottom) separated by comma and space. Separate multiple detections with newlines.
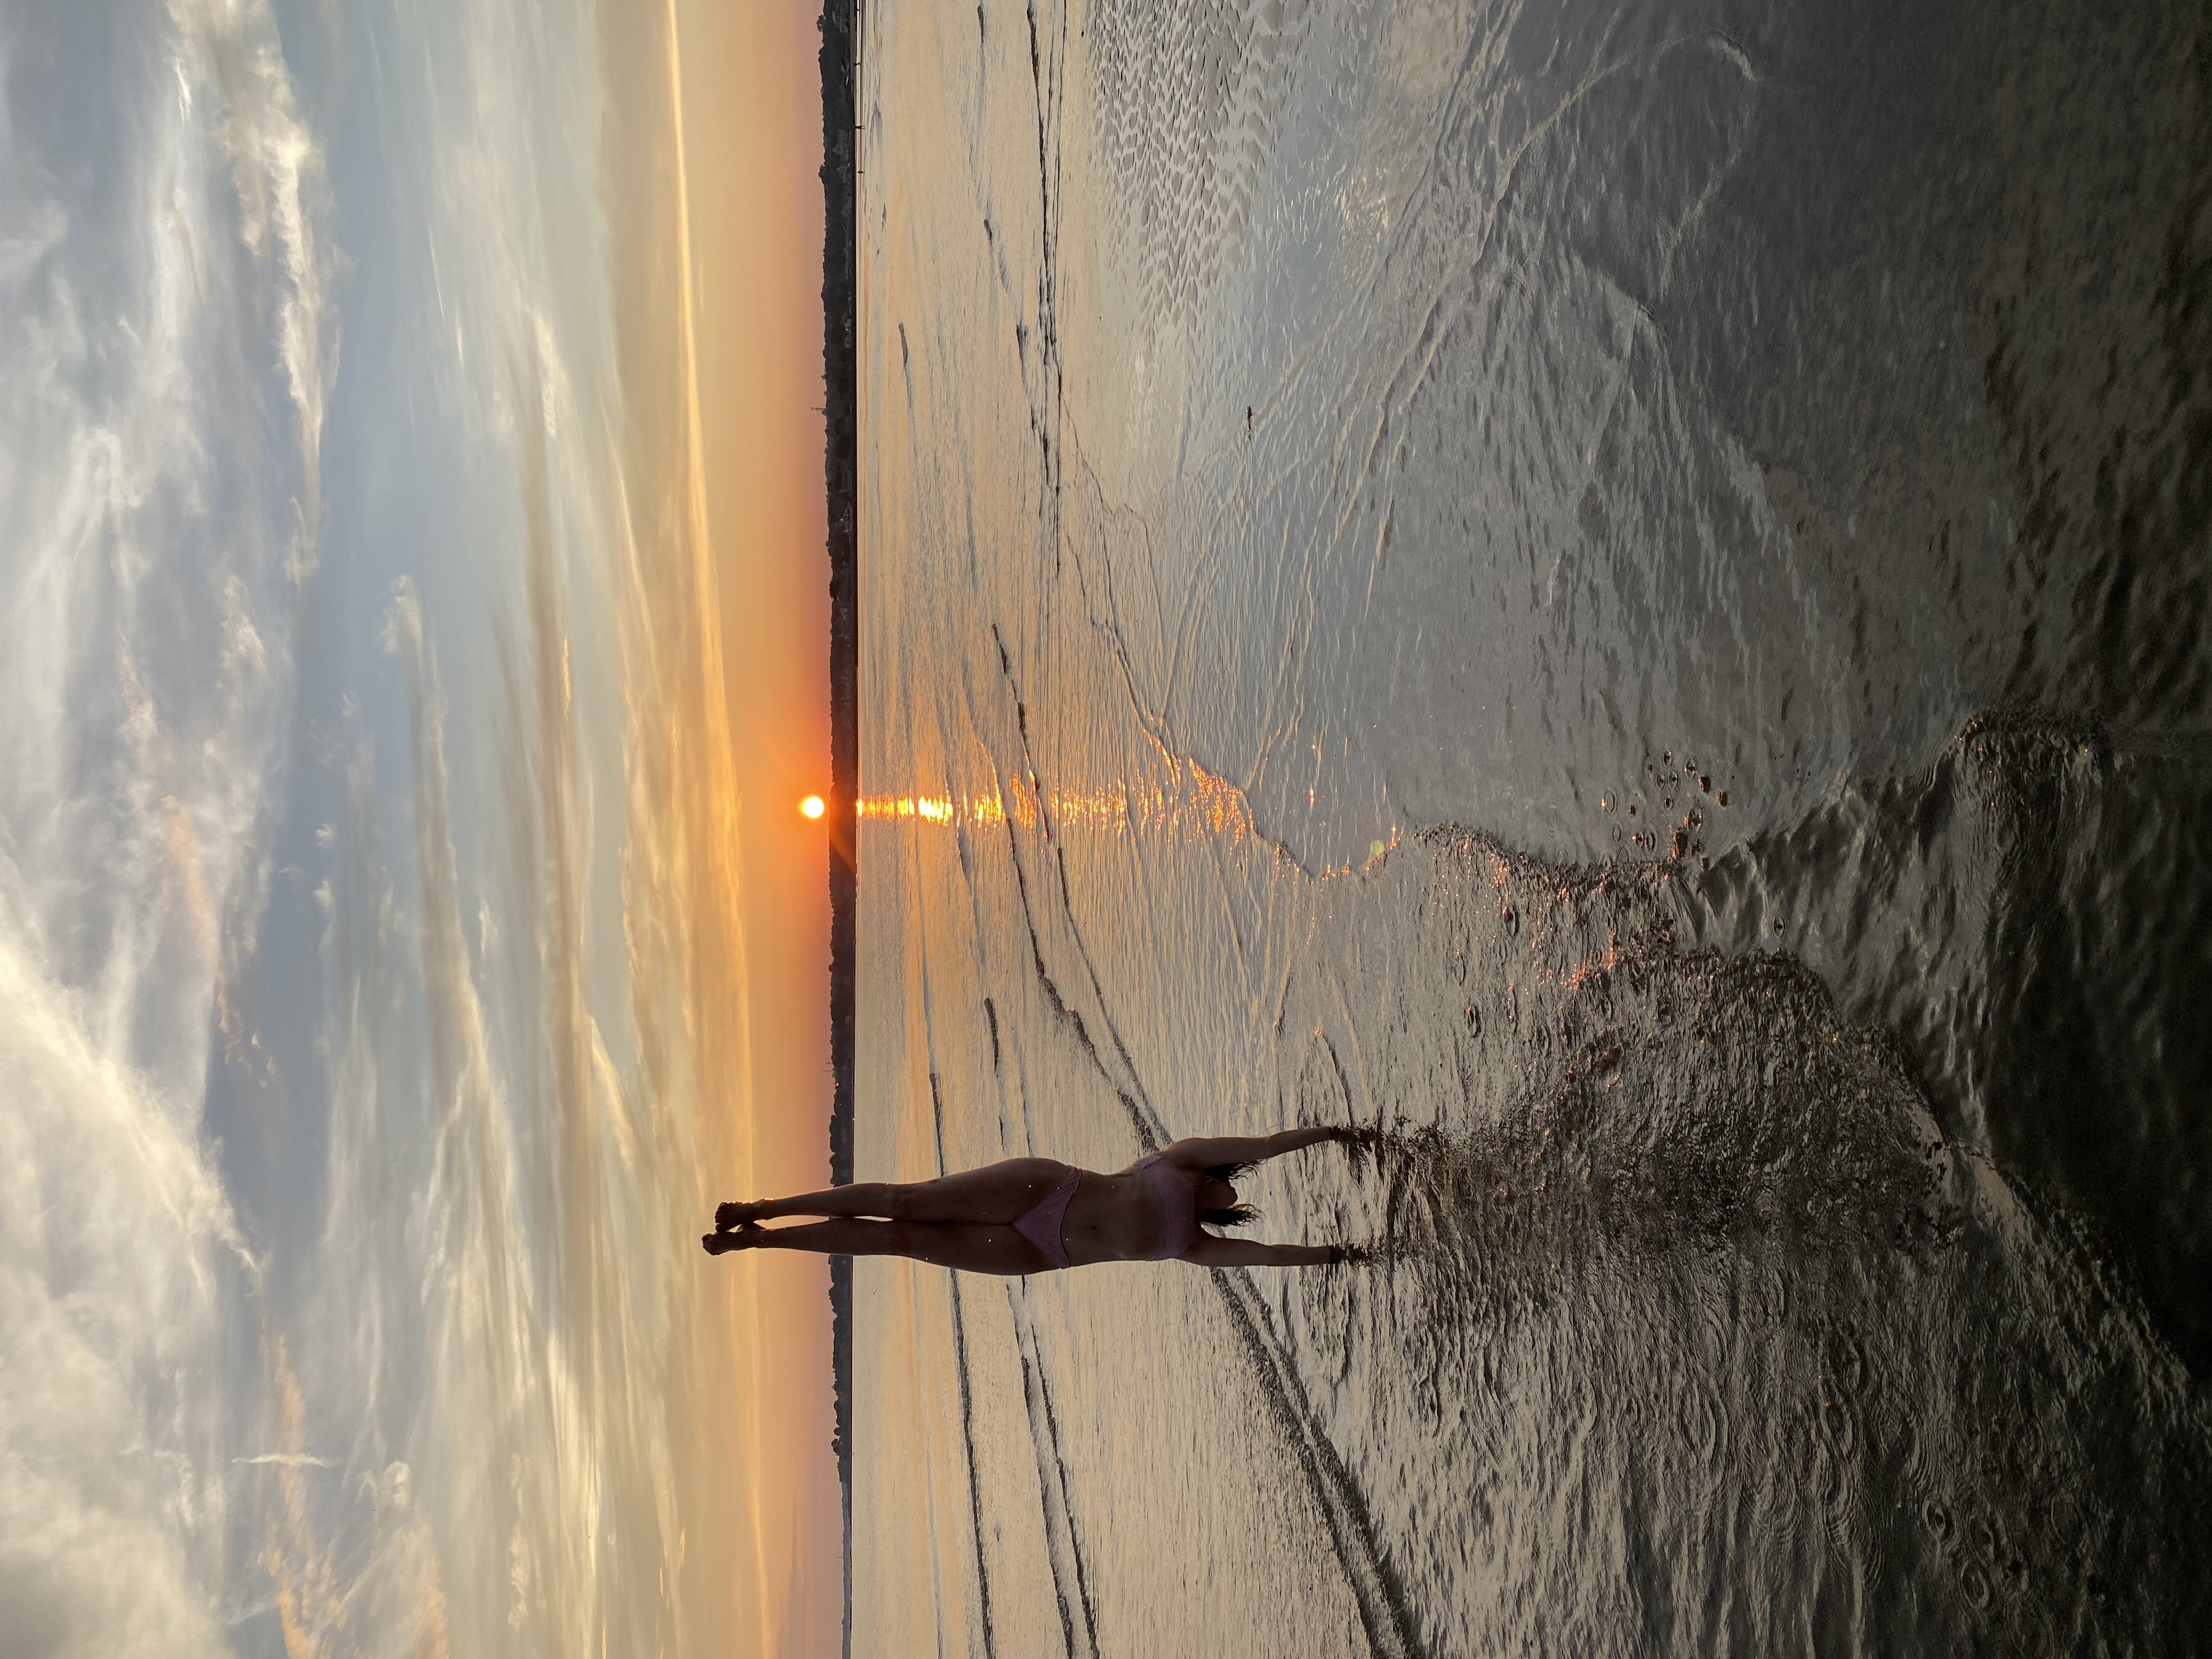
817, 1, 858, 1652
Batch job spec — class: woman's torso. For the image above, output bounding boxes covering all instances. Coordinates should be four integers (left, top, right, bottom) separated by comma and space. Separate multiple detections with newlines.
1057, 1156, 1197, 1265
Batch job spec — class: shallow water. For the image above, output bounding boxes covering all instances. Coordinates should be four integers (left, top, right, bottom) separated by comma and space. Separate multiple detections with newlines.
850, 0, 2212, 1652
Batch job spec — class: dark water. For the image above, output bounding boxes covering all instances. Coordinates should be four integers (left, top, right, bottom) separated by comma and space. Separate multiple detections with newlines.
850, 0, 2212, 1651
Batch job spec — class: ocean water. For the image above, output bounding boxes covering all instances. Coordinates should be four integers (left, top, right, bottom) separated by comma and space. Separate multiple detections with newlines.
851, 0, 2212, 1654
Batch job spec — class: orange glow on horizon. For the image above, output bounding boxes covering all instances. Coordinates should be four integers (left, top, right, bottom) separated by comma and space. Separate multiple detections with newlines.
670, 0, 836, 1654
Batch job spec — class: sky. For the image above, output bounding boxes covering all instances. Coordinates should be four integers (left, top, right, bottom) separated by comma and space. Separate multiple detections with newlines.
0, 1, 837, 1654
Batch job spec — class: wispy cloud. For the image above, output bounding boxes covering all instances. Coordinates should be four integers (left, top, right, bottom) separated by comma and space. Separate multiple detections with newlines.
165, 0, 335, 584
291, 349, 710, 1652
234, 1455, 341, 1470
0, 932, 242, 1659
0, 0, 330, 1651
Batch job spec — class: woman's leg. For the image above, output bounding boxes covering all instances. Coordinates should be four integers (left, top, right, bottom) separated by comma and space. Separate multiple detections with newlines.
709, 1217, 1053, 1276
721, 1157, 1070, 1227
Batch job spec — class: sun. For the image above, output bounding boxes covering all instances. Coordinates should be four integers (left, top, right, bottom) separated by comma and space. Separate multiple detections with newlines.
800, 794, 826, 820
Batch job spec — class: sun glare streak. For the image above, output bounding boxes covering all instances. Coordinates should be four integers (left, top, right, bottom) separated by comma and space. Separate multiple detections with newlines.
853, 759, 1408, 873
857, 760, 1265, 841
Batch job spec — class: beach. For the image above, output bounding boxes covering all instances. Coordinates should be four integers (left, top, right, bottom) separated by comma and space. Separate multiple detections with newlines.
836, 0, 2212, 1652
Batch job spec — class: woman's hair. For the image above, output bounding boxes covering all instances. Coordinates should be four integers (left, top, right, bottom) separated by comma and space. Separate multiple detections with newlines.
1200, 1163, 1261, 1229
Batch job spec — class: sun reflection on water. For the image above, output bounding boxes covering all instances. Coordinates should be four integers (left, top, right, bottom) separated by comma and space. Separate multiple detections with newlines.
854, 758, 1407, 875
856, 759, 1261, 842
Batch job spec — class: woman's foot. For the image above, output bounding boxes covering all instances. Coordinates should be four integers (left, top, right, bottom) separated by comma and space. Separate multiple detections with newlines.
702, 1223, 765, 1256
715, 1200, 765, 1231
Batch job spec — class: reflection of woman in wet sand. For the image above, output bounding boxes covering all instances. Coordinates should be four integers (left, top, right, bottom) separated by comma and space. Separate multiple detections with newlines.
703, 1127, 1365, 1273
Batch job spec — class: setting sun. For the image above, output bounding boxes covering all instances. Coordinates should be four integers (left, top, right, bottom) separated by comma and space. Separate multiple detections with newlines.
800, 794, 825, 820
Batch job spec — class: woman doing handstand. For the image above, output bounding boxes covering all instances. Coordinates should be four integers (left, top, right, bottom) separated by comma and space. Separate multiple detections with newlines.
702, 1127, 1363, 1274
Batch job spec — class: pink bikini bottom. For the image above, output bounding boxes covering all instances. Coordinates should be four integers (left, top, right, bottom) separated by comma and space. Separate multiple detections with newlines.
1012, 1171, 1080, 1270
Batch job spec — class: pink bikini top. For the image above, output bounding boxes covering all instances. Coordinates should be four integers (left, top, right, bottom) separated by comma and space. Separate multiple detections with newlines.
1132, 1153, 1198, 1260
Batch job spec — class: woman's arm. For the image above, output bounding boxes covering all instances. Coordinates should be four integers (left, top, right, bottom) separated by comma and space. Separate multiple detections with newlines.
1183, 1234, 1347, 1267
1161, 1126, 1350, 1170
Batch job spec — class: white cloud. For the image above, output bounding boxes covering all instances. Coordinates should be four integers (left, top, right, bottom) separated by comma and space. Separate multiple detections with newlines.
0, 0, 331, 1651
0, 933, 240, 1659
165, 0, 335, 584
232, 1454, 340, 1469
